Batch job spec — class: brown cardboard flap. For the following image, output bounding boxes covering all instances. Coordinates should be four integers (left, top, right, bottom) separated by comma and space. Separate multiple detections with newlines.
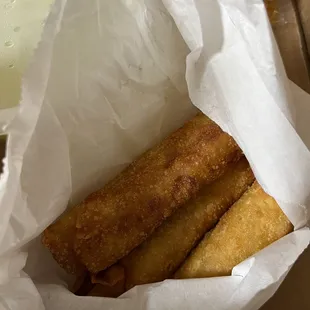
265, 0, 310, 92
296, 0, 310, 59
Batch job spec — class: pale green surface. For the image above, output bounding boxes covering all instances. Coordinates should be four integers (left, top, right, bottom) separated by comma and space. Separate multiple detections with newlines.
0, 0, 53, 109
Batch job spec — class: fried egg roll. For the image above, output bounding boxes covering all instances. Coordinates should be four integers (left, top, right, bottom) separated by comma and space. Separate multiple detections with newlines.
175, 182, 293, 279
85, 158, 254, 297
116, 157, 254, 291
74, 267, 125, 298
74, 114, 242, 273
42, 207, 85, 275
43, 113, 241, 274
89, 266, 125, 298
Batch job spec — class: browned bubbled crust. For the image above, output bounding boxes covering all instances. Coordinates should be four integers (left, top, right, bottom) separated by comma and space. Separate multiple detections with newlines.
74, 114, 242, 273
42, 207, 85, 275
174, 181, 293, 279
120, 157, 254, 290
76, 157, 254, 298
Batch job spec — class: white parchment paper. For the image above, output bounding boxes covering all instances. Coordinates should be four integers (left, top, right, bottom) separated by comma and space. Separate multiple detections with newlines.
0, 0, 309, 310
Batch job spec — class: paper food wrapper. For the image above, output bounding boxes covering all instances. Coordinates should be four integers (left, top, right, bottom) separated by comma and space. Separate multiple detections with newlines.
0, 0, 309, 309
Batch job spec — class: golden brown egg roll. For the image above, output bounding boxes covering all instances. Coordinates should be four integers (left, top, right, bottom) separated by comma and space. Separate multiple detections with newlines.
42, 207, 85, 275
74, 114, 242, 273
42, 113, 241, 274
119, 157, 254, 290
175, 181, 293, 279
89, 266, 125, 298
74, 267, 125, 298
87, 157, 254, 297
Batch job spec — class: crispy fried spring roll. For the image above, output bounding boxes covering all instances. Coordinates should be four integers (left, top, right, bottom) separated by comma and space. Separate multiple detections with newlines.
175, 182, 293, 279
74, 114, 242, 273
74, 267, 125, 298
89, 266, 125, 298
117, 157, 254, 291
86, 158, 254, 297
88, 157, 254, 297
42, 207, 85, 275
43, 113, 241, 274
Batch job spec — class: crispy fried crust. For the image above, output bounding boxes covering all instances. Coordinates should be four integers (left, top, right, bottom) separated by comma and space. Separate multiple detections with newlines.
73, 265, 126, 298
119, 157, 254, 290
42, 114, 242, 275
42, 207, 85, 275
89, 265, 126, 298
74, 114, 242, 273
175, 182, 293, 279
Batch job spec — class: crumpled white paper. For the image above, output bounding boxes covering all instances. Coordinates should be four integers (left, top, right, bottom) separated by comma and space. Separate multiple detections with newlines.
0, 0, 309, 310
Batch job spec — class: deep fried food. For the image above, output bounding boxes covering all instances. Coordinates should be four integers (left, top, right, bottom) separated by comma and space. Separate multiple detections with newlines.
42, 113, 242, 274
117, 157, 254, 291
74, 266, 125, 298
83, 157, 254, 297
73, 113, 242, 273
89, 265, 125, 298
42, 207, 85, 275
175, 182, 293, 279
